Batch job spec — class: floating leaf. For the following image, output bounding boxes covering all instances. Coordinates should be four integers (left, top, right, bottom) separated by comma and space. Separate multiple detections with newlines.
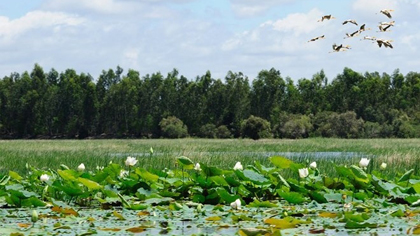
248, 199, 278, 208
126, 227, 146, 233
113, 211, 125, 220
17, 223, 31, 228
264, 217, 310, 229
319, 212, 339, 218
206, 216, 222, 221
345, 221, 377, 229
238, 228, 269, 236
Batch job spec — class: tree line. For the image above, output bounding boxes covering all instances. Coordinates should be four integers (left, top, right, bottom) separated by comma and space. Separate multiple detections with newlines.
0, 64, 419, 139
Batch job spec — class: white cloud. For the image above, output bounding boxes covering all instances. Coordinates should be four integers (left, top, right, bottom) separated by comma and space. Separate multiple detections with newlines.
264, 8, 324, 36
230, 0, 295, 17
0, 11, 84, 42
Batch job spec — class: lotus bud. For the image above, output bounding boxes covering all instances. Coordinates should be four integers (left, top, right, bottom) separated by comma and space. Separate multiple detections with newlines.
77, 163, 85, 172
197, 204, 202, 213
298, 168, 309, 178
40, 174, 49, 182
194, 163, 201, 171
309, 161, 317, 169
150, 147, 154, 154
31, 210, 38, 223
380, 162, 387, 170
233, 162, 243, 171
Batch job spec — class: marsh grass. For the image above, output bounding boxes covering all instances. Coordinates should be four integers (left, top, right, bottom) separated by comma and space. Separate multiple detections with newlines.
0, 138, 419, 178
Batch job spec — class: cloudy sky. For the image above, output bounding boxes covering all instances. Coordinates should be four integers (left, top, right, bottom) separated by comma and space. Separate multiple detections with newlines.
0, 0, 419, 82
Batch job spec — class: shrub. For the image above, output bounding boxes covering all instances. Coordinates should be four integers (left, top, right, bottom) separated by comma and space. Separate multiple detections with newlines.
216, 125, 232, 139
281, 115, 313, 139
159, 116, 188, 138
199, 124, 217, 138
241, 115, 272, 140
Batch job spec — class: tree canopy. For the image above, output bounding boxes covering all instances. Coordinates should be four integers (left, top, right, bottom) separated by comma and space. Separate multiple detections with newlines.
0, 64, 419, 139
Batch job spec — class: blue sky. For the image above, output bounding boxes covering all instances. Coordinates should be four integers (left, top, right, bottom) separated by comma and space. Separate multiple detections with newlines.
0, 0, 419, 82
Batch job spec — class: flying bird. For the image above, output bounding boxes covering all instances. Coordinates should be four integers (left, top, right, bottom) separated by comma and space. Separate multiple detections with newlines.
378, 24, 392, 32
344, 30, 360, 38
375, 39, 393, 49
342, 19, 358, 26
308, 35, 325, 42
379, 21, 395, 26
379, 9, 394, 18
318, 15, 336, 22
361, 36, 376, 41
358, 24, 371, 32
330, 43, 351, 53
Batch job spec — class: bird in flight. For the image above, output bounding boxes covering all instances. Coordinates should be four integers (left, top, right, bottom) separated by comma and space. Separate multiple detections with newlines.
358, 24, 371, 32
360, 36, 376, 41
308, 35, 325, 42
318, 15, 336, 22
330, 43, 351, 53
375, 39, 393, 49
344, 30, 360, 38
379, 21, 395, 26
342, 19, 358, 26
378, 24, 392, 32
379, 9, 394, 18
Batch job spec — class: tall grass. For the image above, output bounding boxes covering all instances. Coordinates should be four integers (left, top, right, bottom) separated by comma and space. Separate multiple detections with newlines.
0, 138, 419, 178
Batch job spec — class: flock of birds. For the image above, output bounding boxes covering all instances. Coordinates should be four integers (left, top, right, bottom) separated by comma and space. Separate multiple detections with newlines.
308, 9, 395, 53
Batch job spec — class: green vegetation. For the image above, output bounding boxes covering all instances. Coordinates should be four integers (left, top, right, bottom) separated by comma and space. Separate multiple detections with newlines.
2, 154, 420, 235
1, 65, 419, 139
0, 139, 419, 179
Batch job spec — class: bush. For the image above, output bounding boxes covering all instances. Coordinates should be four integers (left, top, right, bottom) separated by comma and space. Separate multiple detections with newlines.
317, 111, 364, 138
280, 115, 313, 139
363, 121, 382, 138
241, 115, 272, 140
216, 125, 232, 139
199, 124, 217, 138
159, 116, 188, 138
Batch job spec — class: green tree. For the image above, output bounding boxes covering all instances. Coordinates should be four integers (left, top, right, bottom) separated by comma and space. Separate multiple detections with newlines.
241, 115, 272, 140
159, 116, 188, 138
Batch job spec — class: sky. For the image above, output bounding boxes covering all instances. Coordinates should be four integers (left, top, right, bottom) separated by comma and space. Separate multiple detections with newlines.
0, 0, 419, 82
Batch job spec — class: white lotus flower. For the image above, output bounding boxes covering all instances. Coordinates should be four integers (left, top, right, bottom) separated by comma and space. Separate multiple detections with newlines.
380, 162, 387, 170
298, 168, 309, 178
40, 174, 49, 182
233, 162, 243, 171
309, 161, 317, 169
359, 158, 370, 168
77, 163, 85, 171
194, 163, 201, 171
230, 198, 241, 210
120, 170, 129, 178
125, 156, 137, 167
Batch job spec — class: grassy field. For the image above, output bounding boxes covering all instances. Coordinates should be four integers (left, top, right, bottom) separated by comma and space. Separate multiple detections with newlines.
0, 138, 419, 177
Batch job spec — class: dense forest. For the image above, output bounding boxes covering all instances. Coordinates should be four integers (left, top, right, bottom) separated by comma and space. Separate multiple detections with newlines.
0, 64, 419, 139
